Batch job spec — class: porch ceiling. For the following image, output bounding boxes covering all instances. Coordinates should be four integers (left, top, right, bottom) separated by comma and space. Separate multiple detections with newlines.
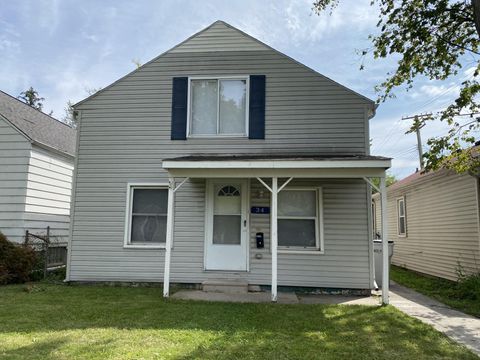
162, 154, 391, 178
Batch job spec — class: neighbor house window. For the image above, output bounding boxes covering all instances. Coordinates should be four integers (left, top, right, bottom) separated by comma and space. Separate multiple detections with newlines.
189, 77, 248, 136
397, 196, 406, 237
372, 201, 376, 235
124, 184, 169, 247
277, 188, 323, 251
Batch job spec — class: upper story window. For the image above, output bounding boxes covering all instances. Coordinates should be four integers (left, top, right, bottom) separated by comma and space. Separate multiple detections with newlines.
188, 77, 248, 137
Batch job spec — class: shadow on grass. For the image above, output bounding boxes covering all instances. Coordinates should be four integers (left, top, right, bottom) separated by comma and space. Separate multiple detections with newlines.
0, 284, 477, 360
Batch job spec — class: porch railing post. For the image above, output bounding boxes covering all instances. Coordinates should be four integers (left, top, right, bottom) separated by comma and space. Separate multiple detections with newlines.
163, 178, 175, 297
380, 177, 389, 304
271, 177, 278, 302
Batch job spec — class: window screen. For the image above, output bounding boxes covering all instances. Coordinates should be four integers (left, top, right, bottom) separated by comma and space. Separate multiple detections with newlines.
130, 188, 168, 244
397, 198, 406, 236
278, 189, 319, 249
190, 78, 246, 136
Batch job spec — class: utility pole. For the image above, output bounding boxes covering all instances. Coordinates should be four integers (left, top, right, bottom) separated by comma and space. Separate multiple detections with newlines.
402, 113, 431, 171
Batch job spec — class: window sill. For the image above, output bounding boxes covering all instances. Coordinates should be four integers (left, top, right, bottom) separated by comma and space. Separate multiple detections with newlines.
123, 244, 166, 250
187, 135, 248, 139
278, 250, 324, 255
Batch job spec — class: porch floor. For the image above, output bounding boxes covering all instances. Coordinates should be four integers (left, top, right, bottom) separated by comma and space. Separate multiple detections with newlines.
171, 289, 381, 305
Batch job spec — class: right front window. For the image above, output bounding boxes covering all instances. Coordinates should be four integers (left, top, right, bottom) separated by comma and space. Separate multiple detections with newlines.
278, 188, 322, 251
397, 197, 406, 237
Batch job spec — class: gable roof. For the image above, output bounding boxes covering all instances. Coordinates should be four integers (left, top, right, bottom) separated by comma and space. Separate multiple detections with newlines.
74, 20, 375, 110
0, 90, 76, 157
387, 171, 423, 191
169, 21, 269, 53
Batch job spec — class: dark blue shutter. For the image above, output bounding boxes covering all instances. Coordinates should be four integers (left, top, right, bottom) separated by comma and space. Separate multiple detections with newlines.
249, 75, 266, 139
171, 77, 188, 140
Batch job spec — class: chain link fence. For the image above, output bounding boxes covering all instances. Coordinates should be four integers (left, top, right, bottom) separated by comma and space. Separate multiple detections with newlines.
24, 226, 68, 279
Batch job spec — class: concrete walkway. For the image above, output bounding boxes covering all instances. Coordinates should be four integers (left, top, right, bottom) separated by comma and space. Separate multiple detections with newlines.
172, 289, 380, 306
389, 282, 480, 356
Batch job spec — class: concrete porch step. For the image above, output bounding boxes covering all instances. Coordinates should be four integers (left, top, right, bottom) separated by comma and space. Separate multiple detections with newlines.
202, 279, 249, 294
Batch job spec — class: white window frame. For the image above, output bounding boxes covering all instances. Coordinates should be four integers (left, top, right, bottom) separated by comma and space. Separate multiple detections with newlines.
124, 182, 169, 249
397, 196, 407, 237
277, 187, 324, 254
186, 75, 250, 138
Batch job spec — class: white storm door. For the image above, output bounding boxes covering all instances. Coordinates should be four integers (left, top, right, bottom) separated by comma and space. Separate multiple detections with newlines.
205, 180, 248, 271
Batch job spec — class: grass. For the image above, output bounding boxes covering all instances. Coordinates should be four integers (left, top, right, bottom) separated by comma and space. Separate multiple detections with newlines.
390, 265, 480, 318
0, 283, 478, 360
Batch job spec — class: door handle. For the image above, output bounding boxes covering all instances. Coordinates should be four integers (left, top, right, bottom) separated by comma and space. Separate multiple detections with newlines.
244, 220, 247, 227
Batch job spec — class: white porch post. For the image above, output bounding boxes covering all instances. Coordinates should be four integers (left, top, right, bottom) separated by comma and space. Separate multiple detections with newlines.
380, 177, 389, 304
271, 177, 278, 302
163, 177, 175, 298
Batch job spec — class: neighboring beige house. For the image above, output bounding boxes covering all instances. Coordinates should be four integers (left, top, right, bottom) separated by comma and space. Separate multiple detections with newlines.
373, 169, 480, 281
0, 90, 76, 249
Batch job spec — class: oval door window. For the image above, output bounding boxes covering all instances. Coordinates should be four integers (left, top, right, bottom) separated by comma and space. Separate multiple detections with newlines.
213, 185, 241, 245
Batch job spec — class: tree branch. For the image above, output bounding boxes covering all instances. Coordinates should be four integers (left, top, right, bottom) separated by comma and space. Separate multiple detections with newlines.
434, 31, 480, 55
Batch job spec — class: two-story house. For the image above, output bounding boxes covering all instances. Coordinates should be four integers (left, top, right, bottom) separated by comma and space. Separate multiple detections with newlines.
67, 21, 392, 302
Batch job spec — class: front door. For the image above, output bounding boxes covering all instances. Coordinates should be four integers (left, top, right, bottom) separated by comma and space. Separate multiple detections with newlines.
205, 179, 248, 271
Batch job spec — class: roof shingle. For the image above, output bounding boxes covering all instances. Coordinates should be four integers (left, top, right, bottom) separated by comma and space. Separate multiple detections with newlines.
0, 90, 76, 156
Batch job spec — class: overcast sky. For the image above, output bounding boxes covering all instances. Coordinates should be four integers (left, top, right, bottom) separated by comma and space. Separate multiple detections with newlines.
1, 0, 471, 178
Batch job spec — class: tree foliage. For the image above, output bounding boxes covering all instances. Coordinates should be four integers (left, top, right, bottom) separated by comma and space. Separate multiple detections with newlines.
313, 0, 480, 173
371, 173, 397, 192
63, 87, 102, 129
18, 87, 45, 111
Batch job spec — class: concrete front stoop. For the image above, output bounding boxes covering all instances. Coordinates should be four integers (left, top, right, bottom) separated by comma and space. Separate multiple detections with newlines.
202, 279, 249, 294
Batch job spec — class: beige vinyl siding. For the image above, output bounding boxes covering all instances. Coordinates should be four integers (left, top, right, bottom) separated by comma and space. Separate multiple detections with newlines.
372, 193, 381, 237
70, 178, 371, 289
69, 22, 374, 287
376, 170, 480, 281
0, 117, 30, 242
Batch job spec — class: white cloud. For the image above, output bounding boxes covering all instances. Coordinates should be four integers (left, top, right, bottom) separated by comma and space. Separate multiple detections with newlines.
419, 83, 460, 97
36, 0, 60, 35
281, 0, 377, 43
81, 32, 99, 43
464, 66, 477, 78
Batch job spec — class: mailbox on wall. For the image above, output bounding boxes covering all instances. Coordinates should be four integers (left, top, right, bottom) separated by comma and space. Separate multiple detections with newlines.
256, 232, 264, 248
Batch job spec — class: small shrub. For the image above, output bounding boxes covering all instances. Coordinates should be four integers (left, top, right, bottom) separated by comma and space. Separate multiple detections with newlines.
0, 232, 36, 284
456, 273, 480, 301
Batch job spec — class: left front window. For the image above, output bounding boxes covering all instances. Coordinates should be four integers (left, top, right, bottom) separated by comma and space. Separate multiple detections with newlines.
125, 185, 169, 247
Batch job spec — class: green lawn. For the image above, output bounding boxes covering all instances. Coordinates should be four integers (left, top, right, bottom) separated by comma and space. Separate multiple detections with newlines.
0, 283, 477, 360
391, 265, 480, 318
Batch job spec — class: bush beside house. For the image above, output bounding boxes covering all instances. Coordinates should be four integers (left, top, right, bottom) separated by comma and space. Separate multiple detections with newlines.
0, 232, 36, 284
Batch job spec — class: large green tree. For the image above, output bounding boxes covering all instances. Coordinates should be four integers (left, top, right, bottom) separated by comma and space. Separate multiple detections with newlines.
313, 0, 480, 173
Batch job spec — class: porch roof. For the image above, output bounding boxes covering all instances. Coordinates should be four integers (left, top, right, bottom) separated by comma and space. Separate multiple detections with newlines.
162, 154, 391, 178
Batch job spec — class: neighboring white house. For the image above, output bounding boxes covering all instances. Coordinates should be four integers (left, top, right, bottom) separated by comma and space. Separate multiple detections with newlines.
373, 168, 480, 281
0, 90, 76, 249
68, 21, 392, 302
